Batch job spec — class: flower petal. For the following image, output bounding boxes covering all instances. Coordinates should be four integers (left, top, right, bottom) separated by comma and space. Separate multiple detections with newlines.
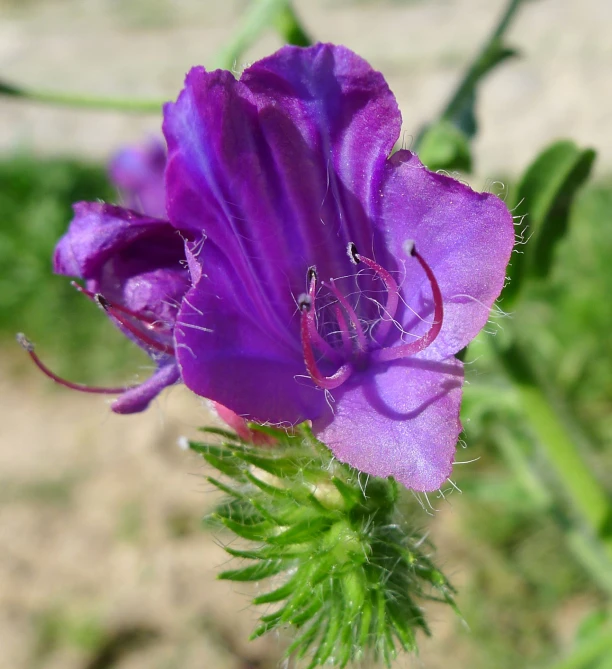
312, 357, 464, 492
379, 151, 515, 357
54, 202, 189, 326
111, 362, 180, 414
175, 249, 327, 426
163, 44, 401, 328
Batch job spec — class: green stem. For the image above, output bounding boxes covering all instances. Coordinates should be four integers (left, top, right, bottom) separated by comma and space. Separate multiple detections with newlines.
440, 0, 524, 123
493, 424, 612, 596
273, 2, 312, 47
0, 80, 163, 113
213, 0, 309, 70
497, 341, 612, 561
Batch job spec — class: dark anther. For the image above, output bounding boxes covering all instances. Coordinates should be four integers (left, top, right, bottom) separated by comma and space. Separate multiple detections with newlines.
94, 294, 111, 311
298, 293, 312, 312
307, 266, 318, 283
347, 242, 360, 264
403, 239, 416, 257
16, 332, 34, 352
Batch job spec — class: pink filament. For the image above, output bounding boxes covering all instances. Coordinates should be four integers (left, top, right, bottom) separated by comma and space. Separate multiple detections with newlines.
304, 272, 343, 364
355, 252, 400, 343
71, 282, 169, 332
17, 333, 132, 395
371, 249, 443, 363
299, 308, 352, 390
333, 304, 352, 356
324, 279, 368, 352
95, 295, 175, 356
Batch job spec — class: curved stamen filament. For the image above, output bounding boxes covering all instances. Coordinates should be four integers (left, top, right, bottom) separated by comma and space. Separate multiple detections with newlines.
94, 295, 175, 356
324, 279, 368, 352
371, 247, 443, 363
299, 302, 352, 390
333, 304, 352, 356
303, 269, 343, 364
17, 333, 133, 395
71, 281, 169, 332
351, 247, 399, 344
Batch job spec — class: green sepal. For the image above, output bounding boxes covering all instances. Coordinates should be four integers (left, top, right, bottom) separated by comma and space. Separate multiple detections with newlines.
193, 424, 458, 667
218, 559, 287, 582
216, 516, 271, 542
266, 516, 334, 545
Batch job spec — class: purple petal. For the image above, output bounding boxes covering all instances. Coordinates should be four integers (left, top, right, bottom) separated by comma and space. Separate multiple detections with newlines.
108, 138, 167, 218
379, 151, 515, 357
174, 245, 327, 426
163, 44, 400, 324
111, 362, 180, 414
54, 202, 189, 326
312, 357, 464, 492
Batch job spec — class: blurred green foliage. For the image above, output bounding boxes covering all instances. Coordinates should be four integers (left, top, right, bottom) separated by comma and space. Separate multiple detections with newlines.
0, 155, 148, 384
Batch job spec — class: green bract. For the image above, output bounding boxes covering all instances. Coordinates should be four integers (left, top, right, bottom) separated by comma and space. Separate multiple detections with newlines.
190, 424, 458, 668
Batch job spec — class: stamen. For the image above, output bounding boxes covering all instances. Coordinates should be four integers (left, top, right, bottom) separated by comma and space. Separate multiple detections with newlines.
324, 279, 368, 352
348, 243, 399, 343
371, 246, 444, 363
299, 303, 352, 390
301, 269, 343, 364
94, 294, 175, 356
16, 333, 133, 395
333, 304, 352, 356
71, 281, 168, 332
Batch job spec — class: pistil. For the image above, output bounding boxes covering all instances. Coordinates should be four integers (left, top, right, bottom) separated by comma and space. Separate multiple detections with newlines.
17, 333, 133, 395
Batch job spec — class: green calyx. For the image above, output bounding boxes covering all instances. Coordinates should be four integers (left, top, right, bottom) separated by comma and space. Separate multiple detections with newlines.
190, 423, 457, 668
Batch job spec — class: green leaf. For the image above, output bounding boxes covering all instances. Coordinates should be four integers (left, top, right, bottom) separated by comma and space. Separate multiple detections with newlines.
503, 141, 596, 305
416, 121, 472, 173
442, 41, 518, 138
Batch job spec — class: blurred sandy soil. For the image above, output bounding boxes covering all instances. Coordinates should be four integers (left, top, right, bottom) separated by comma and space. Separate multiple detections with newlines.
0, 0, 610, 667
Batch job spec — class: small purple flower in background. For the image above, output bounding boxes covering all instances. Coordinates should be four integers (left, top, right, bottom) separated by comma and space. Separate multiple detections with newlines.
108, 138, 167, 218
22, 43, 514, 491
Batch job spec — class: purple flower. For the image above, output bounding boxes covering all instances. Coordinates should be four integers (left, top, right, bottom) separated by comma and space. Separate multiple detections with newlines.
163, 43, 514, 491
26, 43, 513, 491
52, 202, 189, 413
108, 138, 167, 218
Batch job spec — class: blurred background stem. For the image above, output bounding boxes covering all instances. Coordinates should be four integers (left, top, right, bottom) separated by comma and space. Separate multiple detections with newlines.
495, 339, 612, 576
0, 81, 162, 113
0, 1, 311, 112
214, 0, 311, 69
440, 0, 524, 127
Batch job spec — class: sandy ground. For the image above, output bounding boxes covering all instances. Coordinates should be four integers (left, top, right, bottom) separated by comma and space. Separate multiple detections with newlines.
1, 0, 610, 667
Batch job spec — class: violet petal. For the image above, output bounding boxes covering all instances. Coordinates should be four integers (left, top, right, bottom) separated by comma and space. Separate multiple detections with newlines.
108, 138, 167, 218
312, 357, 464, 492
54, 202, 189, 327
111, 362, 180, 414
378, 151, 515, 357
